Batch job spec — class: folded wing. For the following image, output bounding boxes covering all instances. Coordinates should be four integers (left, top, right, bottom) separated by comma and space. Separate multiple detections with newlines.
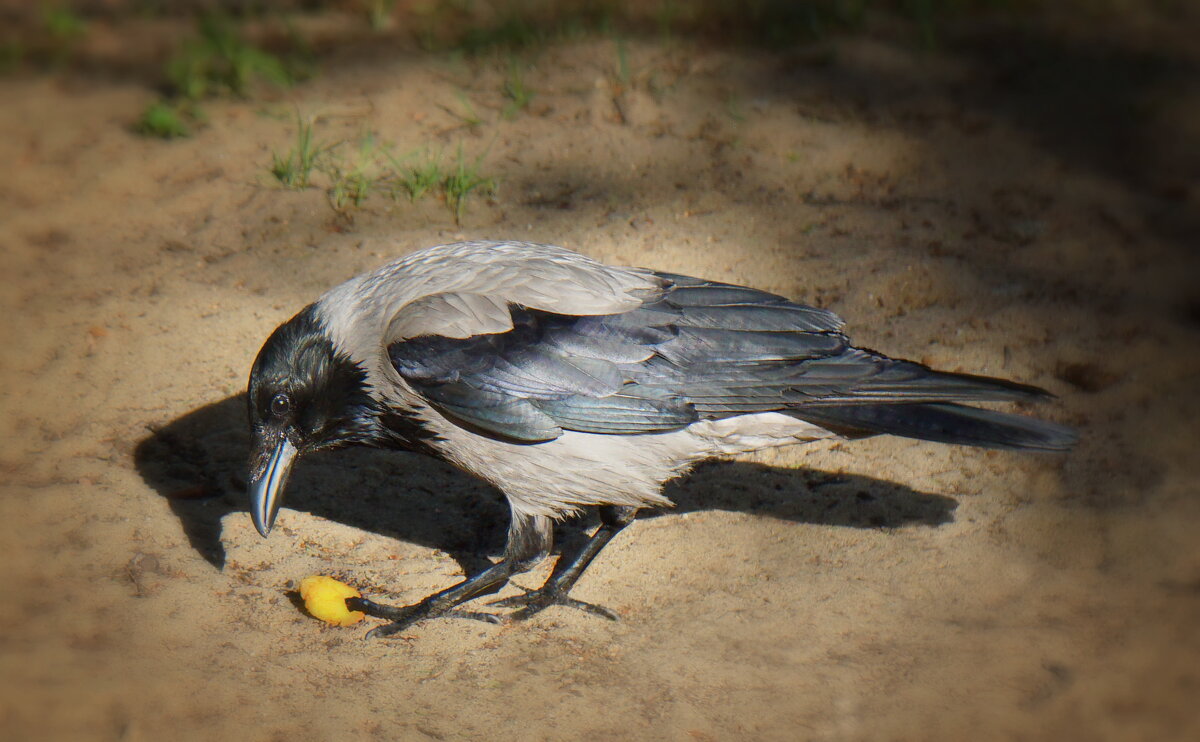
388, 273, 1060, 445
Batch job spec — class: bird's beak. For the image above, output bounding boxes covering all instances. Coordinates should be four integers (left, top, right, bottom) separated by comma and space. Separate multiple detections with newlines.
250, 437, 298, 538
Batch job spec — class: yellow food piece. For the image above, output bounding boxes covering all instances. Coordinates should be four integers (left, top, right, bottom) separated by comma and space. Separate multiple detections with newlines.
299, 576, 365, 626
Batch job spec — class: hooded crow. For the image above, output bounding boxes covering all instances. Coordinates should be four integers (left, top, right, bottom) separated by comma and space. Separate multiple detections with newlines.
248, 240, 1076, 637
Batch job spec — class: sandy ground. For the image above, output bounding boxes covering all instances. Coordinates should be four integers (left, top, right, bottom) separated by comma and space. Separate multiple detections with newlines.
2, 4, 1199, 741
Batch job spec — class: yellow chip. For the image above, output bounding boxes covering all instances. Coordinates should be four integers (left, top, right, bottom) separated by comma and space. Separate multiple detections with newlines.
299, 575, 365, 626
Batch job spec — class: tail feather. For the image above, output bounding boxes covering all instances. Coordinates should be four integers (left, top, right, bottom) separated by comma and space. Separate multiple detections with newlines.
849, 367, 1054, 404
793, 402, 1078, 452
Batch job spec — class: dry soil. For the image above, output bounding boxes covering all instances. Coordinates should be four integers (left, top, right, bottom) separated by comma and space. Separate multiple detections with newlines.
2, 5, 1199, 741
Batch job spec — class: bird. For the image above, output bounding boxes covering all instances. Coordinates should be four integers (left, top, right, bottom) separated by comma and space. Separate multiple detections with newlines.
247, 240, 1076, 637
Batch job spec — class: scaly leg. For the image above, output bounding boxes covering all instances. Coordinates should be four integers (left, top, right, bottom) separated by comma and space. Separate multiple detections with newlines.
492, 505, 638, 621
347, 510, 552, 638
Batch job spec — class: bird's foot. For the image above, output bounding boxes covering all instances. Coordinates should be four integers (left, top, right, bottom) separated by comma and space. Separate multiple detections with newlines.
346, 596, 502, 639
490, 585, 620, 622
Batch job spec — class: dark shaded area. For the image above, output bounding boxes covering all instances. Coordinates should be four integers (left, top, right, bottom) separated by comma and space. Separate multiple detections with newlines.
134, 394, 956, 573
1054, 360, 1118, 394
948, 26, 1199, 247
135, 394, 504, 572
5, 2, 1195, 249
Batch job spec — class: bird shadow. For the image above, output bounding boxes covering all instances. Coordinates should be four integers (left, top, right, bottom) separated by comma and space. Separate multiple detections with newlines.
133, 394, 957, 574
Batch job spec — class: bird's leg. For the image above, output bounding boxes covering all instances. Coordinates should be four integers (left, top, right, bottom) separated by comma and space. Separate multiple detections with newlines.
492, 505, 638, 621
347, 511, 552, 639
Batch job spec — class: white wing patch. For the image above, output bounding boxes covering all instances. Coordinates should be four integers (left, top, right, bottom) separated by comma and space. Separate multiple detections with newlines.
386, 292, 514, 342
688, 412, 838, 455
318, 241, 664, 362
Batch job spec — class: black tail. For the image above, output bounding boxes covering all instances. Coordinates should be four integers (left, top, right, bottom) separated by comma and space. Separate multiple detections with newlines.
793, 402, 1078, 452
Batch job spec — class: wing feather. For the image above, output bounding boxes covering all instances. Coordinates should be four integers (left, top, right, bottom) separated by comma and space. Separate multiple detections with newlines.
386, 266, 1042, 442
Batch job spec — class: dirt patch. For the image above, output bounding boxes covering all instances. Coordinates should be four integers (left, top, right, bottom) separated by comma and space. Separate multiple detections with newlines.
2, 4, 1199, 741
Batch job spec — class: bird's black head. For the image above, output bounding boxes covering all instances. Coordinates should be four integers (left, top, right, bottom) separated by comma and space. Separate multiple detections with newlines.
247, 304, 375, 537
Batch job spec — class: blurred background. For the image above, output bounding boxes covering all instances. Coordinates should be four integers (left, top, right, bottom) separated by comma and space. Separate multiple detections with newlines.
1, 1, 1198, 740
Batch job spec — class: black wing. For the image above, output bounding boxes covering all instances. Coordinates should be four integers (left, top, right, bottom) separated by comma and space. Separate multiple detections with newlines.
388, 273, 1048, 443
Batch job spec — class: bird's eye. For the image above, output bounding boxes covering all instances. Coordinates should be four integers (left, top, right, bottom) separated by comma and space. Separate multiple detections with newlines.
270, 393, 292, 418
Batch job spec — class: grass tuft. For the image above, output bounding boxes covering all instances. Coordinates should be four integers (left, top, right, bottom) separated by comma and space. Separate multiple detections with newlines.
41, 3, 86, 66
501, 57, 535, 119
42, 4, 86, 41
613, 36, 631, 90
365, 0, 398, 31
322, 133, 384, 210
264, 122, 496, 222
169, 15, 294, 101
447, 90, 485, 129
0, 41, 26, 73
389, 148, 446, 203
270, 116, 325, 190
135, 100, 191, 138
444, 143, 497, 224
136, 14, 307, 139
